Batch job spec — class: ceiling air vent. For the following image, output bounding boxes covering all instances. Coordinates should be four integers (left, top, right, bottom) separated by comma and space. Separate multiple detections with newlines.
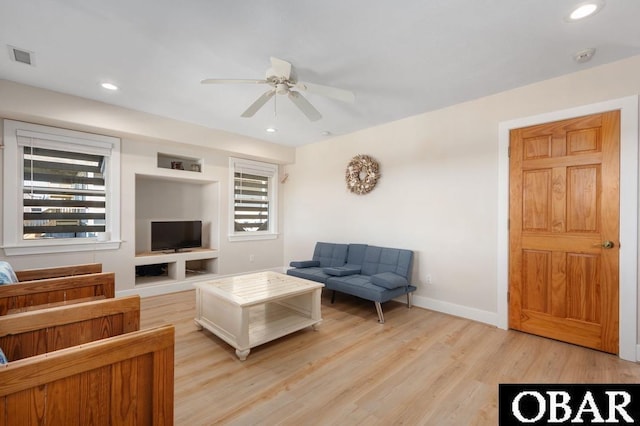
8, 45, 34, 66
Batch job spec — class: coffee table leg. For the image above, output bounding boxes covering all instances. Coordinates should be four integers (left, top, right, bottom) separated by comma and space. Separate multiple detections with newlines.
235, 348, 250, 361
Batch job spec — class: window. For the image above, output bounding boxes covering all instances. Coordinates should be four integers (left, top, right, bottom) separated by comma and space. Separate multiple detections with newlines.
2, 120, 121, 255
229, 157, 278, 241
23, 147, 106, 239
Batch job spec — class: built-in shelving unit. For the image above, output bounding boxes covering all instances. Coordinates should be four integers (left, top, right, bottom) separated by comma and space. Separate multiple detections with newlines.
133, 150, 220, 293
157, 152, 202, 173
134, 248, 218, 286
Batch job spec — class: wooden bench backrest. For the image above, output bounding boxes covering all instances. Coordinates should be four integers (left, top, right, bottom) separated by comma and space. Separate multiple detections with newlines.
0, 295, 139, 361
0, 272, 115, 315
0, 324, 174, 425
14, 263, 102, 281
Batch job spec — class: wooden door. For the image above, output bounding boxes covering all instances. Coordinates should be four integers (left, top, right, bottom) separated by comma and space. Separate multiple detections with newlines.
509, 110, 620, 354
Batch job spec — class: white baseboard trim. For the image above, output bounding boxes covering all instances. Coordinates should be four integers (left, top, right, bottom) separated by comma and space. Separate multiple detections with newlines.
116, 267, 285, 298
116, 280, 197, 298
122, 268, 499, 328
408, 294, 498, 327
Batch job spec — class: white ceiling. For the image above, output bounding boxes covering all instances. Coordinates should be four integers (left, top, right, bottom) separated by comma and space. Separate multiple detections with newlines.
1, 0, 639, 147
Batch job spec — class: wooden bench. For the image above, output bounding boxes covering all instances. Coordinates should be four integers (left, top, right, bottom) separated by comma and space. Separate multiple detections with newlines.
0, 267, 115, 315
0, 295, 140, 358
0, 296, 175, 424
14, 262, 102, 281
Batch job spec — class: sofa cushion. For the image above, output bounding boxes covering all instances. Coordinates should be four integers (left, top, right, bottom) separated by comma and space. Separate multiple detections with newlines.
323, 264, 361, 276
287, 267, 330, 284
360, 246, 413, 278
313, 242, 349, 267
290, 260, 320, 268
0, 261, 18, 285
326, 275, 416, 303
346, 244, 367, 265
370, 272, 409, 289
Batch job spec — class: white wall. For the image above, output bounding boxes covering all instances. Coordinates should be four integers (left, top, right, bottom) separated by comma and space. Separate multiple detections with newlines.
1, 55, 639, 337
0, 80, 292, 293
135, 178, 208, 254
283, 55, 640, 325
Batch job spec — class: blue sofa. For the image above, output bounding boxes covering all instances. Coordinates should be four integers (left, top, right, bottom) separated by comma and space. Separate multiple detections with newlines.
287, 242, 416, 323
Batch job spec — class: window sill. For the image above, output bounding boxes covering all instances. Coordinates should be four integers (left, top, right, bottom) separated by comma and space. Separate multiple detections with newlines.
2, 240, 122, 256
228, 232, 279, 242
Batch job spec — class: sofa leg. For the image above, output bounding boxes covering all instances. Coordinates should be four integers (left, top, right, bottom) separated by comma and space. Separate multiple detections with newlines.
374, 302, 385, 324
407, 292, 413, 308
331, 290, 336, 304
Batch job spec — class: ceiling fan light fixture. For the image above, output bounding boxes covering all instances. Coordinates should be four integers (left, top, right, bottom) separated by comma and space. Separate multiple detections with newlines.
275, 83, 289, 95
566, 1, 604, 21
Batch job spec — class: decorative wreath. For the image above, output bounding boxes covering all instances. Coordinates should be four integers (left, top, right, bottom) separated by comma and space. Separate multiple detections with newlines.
345, 154, 380, 195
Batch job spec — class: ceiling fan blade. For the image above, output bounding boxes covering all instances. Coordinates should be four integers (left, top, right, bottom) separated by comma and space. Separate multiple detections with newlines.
201, 78, 267, 85
295, 81, 355, 104
288, 91, 322, 121
268, 57, 292, 79
241, 89, 276, 118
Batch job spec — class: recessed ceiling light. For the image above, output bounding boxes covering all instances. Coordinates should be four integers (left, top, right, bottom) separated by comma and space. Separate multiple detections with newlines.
265, 127, 278, 133
321, 131, 332, 136
566, 1, 604, 21
100, 82, 119, 91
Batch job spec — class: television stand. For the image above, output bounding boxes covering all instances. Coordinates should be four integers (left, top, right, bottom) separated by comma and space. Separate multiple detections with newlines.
162, 248, 192, 254
134, 248, 218, 286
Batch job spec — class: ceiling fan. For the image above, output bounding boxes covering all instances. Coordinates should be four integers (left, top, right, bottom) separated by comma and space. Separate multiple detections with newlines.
201, 57, 355, 122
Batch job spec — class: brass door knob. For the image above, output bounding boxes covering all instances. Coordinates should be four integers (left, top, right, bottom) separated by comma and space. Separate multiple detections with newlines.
601, 240, 615, 249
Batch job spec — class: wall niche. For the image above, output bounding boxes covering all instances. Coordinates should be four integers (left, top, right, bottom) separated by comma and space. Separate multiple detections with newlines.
134, 174, 219, 286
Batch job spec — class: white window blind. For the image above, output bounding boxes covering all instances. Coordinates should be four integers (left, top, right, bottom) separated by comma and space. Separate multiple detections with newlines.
22, 145, 106, 239
234, 171, 269, 232
229, 158, 278, 240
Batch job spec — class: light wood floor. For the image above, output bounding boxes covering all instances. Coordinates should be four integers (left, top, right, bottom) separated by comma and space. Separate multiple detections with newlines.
140, 290, 640, 425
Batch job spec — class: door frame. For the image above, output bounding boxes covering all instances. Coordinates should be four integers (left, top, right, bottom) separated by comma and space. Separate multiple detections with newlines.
497, 95, 639, 361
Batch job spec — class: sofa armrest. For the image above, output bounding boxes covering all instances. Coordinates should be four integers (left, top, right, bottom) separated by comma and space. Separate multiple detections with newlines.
323, 265, 361, 277
289, 260, 320, 268
370, 272, 409, 289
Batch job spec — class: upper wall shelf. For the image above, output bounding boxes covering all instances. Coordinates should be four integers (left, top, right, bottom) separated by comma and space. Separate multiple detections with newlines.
157, 152, 202, 173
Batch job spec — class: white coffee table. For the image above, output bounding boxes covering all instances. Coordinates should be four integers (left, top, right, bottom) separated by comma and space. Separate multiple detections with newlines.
194, 271, 324, 360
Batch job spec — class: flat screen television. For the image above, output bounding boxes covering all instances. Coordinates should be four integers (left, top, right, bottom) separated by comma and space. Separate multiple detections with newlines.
151, 220, 202, 252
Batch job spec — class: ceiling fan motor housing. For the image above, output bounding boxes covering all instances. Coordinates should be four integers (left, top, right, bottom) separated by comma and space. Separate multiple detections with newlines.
275, 83, 290, 95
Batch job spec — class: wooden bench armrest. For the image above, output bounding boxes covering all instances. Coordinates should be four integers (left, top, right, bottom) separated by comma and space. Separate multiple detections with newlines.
0, 295, 140, 336
6, 295, 106, 314
0, 272, 115, 297
15, 263, 102, 281
0, 324, 174, 395
0, 325, 175, 424
0, 272, 115, 315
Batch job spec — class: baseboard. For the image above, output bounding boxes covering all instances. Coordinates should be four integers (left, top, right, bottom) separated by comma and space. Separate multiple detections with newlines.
282, 265, 499, 326
407, 294, 498, 327
116, 279, 198, 298
121, 268, 498, 328
635, 345, 640, 363
117, 267, 285, 298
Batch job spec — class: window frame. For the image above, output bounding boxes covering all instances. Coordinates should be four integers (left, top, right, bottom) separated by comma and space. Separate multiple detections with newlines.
228, 157, 278, 242
2, 120, 121, 255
